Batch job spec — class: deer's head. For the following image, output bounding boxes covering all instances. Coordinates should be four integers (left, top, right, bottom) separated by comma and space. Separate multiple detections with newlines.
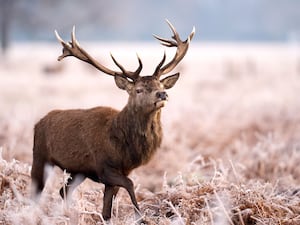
115, 74, 179, 113
55, 20, 195, 113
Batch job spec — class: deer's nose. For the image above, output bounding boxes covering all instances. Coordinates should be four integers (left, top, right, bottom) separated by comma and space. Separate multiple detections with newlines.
156, 91, 168, 101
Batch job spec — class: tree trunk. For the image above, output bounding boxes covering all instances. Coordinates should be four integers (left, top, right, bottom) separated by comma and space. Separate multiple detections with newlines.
1, 0, 13, 55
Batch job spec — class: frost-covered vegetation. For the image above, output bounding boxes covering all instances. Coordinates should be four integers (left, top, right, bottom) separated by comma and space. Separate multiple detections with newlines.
0, 43, 300, 224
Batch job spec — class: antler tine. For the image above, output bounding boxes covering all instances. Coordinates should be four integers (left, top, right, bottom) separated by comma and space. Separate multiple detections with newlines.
54, 29, 65, 46
153, 20, 195, 77
153, 51, 166, 76
110, 53, 127, 75
153, 34, 177, 47
71, 26, 79, 47
133, 53, 143, 78
189, 26, 196, 42
55, 29, 73, 61
110, 53, 143, 81
55, 27, 142, 81
166, 19, 180, 41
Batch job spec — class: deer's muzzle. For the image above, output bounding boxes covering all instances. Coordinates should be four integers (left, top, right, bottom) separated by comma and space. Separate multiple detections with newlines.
156, 91, 168, 101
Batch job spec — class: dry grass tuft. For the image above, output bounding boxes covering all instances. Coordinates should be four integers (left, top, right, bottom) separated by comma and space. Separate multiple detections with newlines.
1, 149, 299, 224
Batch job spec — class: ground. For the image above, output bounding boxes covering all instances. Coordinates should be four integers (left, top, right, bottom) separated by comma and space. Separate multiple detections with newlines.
0, 42, 300, 224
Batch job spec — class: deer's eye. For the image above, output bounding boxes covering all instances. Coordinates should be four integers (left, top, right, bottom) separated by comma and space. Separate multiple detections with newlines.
136, 89, 143, 94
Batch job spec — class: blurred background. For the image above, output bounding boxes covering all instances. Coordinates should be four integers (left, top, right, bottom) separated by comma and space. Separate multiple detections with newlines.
1, 0, 300, 53
1, 0, 300, 174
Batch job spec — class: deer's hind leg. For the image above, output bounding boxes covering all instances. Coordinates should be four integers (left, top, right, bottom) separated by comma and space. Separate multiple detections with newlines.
31, 153, 47, 198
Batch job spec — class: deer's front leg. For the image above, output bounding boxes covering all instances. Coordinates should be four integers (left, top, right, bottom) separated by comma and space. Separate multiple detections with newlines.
101, 168, 141, 218
102, 185, 120, 220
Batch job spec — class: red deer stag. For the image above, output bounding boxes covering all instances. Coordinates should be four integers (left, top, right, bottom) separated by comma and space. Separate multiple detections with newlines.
31, 20, 194, 221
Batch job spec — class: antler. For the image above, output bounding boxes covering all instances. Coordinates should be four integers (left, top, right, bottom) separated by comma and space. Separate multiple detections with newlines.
153, 20, 195, 77
54, 26, 142, 81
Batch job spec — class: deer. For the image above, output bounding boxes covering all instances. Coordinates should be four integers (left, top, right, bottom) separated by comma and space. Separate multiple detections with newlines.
31, 20, 194, 221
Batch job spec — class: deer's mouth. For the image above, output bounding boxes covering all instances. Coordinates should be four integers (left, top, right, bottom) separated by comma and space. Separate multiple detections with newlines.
154, 99, 167, 108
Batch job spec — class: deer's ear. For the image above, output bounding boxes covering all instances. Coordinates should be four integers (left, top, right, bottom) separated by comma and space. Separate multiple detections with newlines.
115, 76, 134, 91
160, 73, 180, 89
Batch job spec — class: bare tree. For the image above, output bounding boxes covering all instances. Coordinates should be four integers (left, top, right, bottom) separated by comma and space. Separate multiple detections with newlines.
0, 0, 14, 55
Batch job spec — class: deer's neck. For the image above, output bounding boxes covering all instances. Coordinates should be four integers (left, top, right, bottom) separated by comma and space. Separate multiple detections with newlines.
111, 105, 163, 171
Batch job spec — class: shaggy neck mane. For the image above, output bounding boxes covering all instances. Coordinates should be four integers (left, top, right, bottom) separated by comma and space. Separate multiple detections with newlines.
111, 105, 163, 172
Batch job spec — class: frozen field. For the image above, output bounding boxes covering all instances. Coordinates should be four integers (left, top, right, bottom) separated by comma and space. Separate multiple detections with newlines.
0, 42, 300, 224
